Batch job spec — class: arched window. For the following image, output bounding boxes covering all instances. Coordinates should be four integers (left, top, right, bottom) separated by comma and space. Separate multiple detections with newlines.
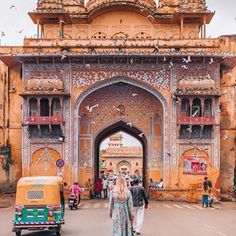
135, 32, 151, 39
29, 98, 38, 116
192, 98, 202, 117
92, 32, 107, 39
51, 98, 61, 117
80, 114, 89, 134
153, 113, 161, 135
112, 32, 128, 39
180, 98, 190, 117
29, 125, 39, 138
202, 125, 213, 138
75, 31, 88, 39
191, 125, 201, 139
179, 125, 190, 139
204, 98, 212, 117
41, 125, 50, 138
40, 98, 49, 116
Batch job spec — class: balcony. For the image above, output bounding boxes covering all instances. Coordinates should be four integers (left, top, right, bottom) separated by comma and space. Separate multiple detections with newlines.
26, 116, 63, 125
178, 117, 215, 125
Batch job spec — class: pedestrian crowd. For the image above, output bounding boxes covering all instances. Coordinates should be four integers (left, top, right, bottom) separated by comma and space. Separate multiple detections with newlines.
70, 174, 215, 236
84, 173, 143, 200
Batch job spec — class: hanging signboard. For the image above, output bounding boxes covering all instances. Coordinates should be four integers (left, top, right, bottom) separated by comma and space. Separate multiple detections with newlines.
183, 154, 207, 175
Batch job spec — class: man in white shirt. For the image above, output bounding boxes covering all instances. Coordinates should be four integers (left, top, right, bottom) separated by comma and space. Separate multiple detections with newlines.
102, 178, 108, 198
158, 178, 164, 189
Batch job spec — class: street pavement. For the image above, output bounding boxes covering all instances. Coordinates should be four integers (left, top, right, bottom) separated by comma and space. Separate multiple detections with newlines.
1, 200, 236, 236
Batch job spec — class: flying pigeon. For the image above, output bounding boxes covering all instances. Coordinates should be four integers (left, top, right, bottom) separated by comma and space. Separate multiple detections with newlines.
10, 5, 16, 10
132, 93, 138, 97
138, 133, 144, 138
181, 65, 188, 70
16, 29, 23, 34
192, 110, 199, 117
86, 104, 99, 112
186, 127, 192, 133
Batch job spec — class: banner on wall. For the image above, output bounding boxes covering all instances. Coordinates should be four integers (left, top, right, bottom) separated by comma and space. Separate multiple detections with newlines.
183, 155, 207, 175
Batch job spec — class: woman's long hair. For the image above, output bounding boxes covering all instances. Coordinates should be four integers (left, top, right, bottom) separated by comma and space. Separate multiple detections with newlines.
115, 176, 128, 200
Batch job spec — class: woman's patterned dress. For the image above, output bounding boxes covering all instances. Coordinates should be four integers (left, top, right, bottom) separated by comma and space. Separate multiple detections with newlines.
109, 190, 134, 236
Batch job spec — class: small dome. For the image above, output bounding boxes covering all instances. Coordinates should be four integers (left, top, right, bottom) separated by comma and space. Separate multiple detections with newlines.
178, 76, 215, 90
86, 0, 156, 11
37, 0, 63, 11
179, 0, 207, 12
25, 78, 64, 92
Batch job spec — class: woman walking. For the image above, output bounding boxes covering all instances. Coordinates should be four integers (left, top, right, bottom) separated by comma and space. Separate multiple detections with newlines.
109, 176, 134, 236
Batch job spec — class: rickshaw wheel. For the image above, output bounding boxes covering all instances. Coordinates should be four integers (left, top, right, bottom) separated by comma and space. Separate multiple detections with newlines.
55, 225, 61, 236
15, 229, 21, 236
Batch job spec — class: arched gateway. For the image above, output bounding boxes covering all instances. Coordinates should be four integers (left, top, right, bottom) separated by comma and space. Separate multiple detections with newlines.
0, 0, 227, 198
94, 121, 147, 187
74, 77, 167, 188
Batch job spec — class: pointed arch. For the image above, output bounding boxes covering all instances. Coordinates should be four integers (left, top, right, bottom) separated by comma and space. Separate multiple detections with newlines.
94, 120, 148, 187
72, 76, 169, 185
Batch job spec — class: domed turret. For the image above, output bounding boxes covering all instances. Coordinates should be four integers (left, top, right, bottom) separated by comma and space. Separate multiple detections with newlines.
86, 0, 157, 12
158, 0, 208, 13
179, 0, 207, 12
37, 0, 85, 13
63, 0, 86, 13
37, 0, 63, 12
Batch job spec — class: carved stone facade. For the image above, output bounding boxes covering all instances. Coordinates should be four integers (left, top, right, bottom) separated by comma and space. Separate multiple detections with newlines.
0, 0, 235, 198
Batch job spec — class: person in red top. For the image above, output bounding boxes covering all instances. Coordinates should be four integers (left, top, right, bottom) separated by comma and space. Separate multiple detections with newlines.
95, 178, 103, 198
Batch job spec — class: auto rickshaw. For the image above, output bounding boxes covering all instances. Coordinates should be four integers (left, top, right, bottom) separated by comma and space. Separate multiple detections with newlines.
12, 176, 65, 236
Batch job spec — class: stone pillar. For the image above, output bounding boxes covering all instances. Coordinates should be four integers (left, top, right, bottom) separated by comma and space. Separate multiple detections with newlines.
203, 15, 207, 39
201, 25, 204, 39
180, 15, 184, 39
189, 98, 193, 116
37, 98, 40, 116
27, 97, 30, 116
59, 19, 65, 38
49, 98, 52, 117
200, 98, 204, 117
220, 67, 236, 199
41, 24, 44, 38
37, 19, 40, 38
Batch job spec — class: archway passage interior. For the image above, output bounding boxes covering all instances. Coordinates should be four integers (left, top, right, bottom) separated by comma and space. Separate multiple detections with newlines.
95, 121, 147, 187
77, 81, 164, 188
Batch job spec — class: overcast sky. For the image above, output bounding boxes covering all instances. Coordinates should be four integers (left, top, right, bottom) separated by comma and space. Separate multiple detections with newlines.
0, 0, 235, 46
100, 132, 141, 150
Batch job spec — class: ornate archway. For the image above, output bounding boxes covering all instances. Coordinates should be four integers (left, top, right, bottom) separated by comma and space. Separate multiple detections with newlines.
73, 77, 168, 187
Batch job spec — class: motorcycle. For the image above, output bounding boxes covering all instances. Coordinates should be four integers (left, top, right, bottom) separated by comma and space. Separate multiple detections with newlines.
68, 194, 80, 210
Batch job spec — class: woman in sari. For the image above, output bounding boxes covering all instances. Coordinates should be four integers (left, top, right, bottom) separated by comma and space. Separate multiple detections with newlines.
109, 176, 134, 236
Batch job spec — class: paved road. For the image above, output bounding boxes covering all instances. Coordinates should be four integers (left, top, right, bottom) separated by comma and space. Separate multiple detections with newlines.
1, 200, 236, 236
